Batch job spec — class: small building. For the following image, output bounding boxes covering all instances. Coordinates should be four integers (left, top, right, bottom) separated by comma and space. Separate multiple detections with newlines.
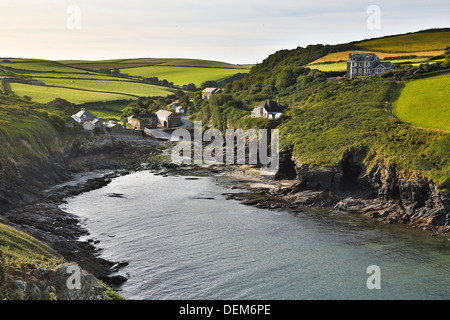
128, 114, 158, 129
347, 53, 395, 79
175, 106, 186, 114
29, 80, 45, 86
71, 108, 97, 123
251, 99, 285, 119
82, 120, 96, 131
71, 108, 104, 131
202, 87, 222, 100
155, 110, 181, 128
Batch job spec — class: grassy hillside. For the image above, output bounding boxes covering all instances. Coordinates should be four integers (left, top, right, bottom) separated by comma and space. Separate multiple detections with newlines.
197, 31, 450, 188
32, 78, 176, 98
355, 30, 450, 52
1, 57, 249, 106
62, 57, 253, 69
0, 58, 177, 104
119, 65, 250, 87
310, 50, 445, 65
0, 96, 67, 162
6, 82, 132, 104
0, 60, 90, 74
0, 222, 61, 271
393, 74, 450, 131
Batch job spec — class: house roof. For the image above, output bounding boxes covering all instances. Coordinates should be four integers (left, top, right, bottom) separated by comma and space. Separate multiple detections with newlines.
255, 100, 285, 113
155, 110, 175, 118
348, 54, 380, 62
202, 87, 221, 94
72, 109, 97, 120
373, 62, 395, 69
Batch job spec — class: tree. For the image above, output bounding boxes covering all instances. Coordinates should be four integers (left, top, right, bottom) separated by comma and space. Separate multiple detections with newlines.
178, 94, 190, 106
47, 98, 74, 114
201, 80, 218, 88
183, 83, 197, 92
444, 47, 450, 69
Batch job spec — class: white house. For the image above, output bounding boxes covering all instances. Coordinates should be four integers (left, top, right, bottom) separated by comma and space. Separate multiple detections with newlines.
202, 87, 222, 100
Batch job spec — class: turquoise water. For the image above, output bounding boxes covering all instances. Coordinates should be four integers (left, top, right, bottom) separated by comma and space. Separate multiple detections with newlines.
61, 171, 450, 300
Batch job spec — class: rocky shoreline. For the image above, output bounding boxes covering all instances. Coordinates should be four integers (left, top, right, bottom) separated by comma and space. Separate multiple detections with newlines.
0, 133, 171, 289
173, 151, 450, 236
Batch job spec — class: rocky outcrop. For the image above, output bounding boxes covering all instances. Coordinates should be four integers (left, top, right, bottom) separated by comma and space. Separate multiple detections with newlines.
272, 151, 450, 233
8, 263, 107, 300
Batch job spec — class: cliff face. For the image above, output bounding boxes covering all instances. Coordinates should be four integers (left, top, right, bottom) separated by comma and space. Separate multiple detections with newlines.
276, 151, 450, 233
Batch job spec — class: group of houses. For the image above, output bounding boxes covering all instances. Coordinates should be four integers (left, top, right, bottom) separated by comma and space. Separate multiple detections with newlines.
71, 55, 393, 131
71, 108, 123, 132
127, 109, 182, 130
70, 104, 186, 132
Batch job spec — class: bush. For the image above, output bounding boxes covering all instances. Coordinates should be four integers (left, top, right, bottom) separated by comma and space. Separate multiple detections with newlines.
48, 113, 66, 131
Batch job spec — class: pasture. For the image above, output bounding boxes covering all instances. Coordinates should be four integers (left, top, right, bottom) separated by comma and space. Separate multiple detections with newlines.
393, 74, 450, 131
33, 78, 176, 98
119, 65, 250, 86
6, 82, 131, 104
356, 31, 450, 52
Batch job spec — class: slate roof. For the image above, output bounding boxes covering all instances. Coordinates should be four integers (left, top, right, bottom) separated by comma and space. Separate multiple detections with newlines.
72, 109, 97, 121
373, 62, 395, 69
348, 53, 380, 62
255, 100, 285, 113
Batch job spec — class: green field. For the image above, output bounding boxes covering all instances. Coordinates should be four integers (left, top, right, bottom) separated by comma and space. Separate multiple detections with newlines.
33, 78, 176, 98
309, 62, 347, 72
356, 31, 450, 52
0, 60, 90, 73
62, 57, 253, 69
6, 82, 132, 104
84, 101, 130, 120
120, 65, 250, 86
15, 72, 128, 81
1, 58, 180, 104
393, 74, 450, 131
1, 57, 250, 105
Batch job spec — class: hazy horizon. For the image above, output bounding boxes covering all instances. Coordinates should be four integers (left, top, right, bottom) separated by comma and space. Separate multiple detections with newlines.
1, 0, 449, 64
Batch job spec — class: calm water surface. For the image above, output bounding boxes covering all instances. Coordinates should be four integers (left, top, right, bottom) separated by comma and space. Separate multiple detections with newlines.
61, 170, 450, 300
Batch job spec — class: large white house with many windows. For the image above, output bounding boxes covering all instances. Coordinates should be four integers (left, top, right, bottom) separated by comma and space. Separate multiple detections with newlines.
347, 53, 395, 79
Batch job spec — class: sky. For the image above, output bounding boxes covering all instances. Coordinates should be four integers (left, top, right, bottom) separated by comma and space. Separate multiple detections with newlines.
0, 0, 448, 64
